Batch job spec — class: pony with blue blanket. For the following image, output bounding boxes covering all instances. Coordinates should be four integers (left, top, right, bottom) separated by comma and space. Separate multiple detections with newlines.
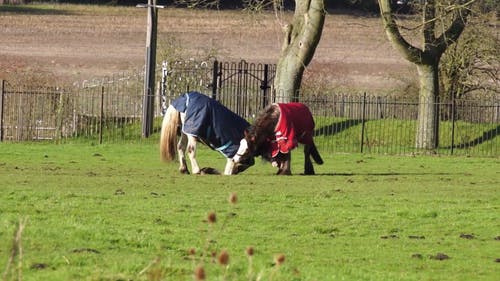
160, 92, 254, 175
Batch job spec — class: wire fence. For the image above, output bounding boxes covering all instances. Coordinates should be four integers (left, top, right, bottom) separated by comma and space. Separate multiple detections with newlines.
1, 63, 498, 157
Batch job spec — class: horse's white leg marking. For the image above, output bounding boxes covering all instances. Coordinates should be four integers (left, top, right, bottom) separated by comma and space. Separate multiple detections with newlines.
224, 158, 235, 175
176, 112, 189, 174
177, 133, 189, 173
186, 135, 201, 174
232, 139, 248, 163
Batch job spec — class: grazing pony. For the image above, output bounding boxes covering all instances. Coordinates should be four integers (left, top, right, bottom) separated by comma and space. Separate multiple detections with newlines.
232, 103, 323, 175
160, 91, 254, 175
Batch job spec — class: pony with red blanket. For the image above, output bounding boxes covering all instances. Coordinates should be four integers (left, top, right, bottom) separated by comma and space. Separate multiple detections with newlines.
232, 103, 323, 175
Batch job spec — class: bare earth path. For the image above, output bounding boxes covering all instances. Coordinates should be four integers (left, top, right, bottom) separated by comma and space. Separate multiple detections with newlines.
0, 5, 412, 93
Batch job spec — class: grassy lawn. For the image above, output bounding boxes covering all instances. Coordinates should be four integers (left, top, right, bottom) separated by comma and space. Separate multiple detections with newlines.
0, 142, 498, 281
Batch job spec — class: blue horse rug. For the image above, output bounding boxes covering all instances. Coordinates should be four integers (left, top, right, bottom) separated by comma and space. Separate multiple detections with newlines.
171, 92, 250, 158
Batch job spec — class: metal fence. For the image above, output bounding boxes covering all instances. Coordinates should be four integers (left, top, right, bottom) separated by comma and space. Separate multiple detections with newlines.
0, 74, 145, 144
302, 94, 499, 156
0, 61, 498, 157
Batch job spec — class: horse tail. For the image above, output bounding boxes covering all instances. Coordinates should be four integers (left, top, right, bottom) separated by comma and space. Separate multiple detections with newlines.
160, 105, 180, 162
310, 142, 324, 165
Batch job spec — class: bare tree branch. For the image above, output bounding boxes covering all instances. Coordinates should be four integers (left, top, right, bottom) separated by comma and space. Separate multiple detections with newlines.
378, 0, 424, 63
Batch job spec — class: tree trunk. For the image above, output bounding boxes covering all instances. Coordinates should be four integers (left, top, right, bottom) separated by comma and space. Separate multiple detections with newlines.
274, 0, 325, 102
378, 0, 471, 151
416, 63, 440, 150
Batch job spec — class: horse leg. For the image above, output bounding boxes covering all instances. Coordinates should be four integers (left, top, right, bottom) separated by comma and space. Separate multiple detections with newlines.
177, 133, 189, 174
186, 135, 201, 174
277, 153, 292, 175
304, 144, 315, 175
310, 142, 324, 165
223, 158, 235, 175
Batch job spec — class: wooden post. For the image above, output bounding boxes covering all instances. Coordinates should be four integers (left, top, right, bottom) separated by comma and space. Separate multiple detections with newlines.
137, 0, 164, 138
360, 93, 367, 153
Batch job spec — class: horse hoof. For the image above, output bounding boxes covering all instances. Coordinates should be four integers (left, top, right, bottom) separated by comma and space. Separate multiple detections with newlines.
179, 168, 190, 174
234, 163, 252, 174
277, 170, 292, 176
304, 167, 313, 174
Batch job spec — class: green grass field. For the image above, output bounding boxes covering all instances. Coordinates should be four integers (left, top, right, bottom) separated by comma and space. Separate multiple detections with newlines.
57, 115, 499, 158
0, 142, 498, 281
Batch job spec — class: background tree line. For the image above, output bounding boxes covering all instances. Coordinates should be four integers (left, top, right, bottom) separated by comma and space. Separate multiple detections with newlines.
1, 0, 498, 13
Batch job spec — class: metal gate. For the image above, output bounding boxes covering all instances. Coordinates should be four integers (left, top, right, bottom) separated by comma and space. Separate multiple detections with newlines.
160, 59, 276, 119
0, 81, 65, 141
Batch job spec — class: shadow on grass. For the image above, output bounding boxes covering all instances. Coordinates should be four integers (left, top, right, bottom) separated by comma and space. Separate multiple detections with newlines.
0, 5, 73, 15
314, 172, 455, 176
314, 120, 363, 136
442, 125, 500, 150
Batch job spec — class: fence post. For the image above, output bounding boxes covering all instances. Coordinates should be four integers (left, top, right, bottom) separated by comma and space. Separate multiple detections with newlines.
211, 60, 219, 99
99, 86, 104, 145
494, 96, 499, 123
450, 95, 456, 155
435, 95, 440, 149
340, 95, 345, 117
360, 92, 367, 153
261, 64, 270, 108
160, 61, 168, 115
236, 60, 245, 115
55, 89, 64, 141
0, 80, 4, 142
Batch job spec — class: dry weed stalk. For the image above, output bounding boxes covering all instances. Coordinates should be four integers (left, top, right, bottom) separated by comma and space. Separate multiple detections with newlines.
191, 192, 290, 280
269, 254, 286, 281
246, 246, 255, 281
217, 249, 230, 281
194, 265, 206, 281
201, 211, 217, 263
137, 256, 160, 277
188, 247, 198, 268
2, 218, 27, 281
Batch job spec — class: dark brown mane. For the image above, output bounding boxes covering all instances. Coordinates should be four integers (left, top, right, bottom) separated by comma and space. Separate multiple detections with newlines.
246, 104, 280, 158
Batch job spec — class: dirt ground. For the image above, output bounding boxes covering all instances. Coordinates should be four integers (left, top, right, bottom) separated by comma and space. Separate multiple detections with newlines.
0, 5, 413, 94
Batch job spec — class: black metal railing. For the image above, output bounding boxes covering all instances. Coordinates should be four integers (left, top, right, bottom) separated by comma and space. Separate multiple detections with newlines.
1, 61, 498, 157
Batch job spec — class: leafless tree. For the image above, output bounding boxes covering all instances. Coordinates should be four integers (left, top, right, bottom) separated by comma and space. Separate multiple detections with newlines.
440, 15, 499, 100
378, 0, 477, 150
272, 0, 325, 102
174, 0, 326, 102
